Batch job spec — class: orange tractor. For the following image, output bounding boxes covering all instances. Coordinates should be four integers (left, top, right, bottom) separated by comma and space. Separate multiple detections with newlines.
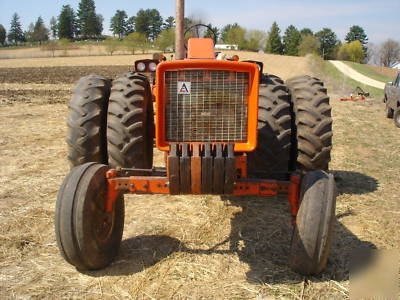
55, 1, 336, 275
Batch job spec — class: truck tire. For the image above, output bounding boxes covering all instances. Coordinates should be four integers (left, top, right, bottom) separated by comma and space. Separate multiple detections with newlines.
247, 74, 292, 179
286, 75, 333, 172
107, 72, 154, 168
394, 107, 400, 128
67, 75, 111, 167
386, 103, 394, 118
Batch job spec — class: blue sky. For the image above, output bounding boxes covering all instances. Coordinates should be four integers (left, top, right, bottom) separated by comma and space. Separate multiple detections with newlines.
0, 0, 399, 44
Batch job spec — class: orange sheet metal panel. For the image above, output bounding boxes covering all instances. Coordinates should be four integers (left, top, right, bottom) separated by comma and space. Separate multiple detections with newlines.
187, 38, 215, 59
110, 176, 170, 194
234, 181, 260, 196
129, 177, 170, 194
233, 180, 289, 196
235, 155, 247, 178
155, 60, 259, 152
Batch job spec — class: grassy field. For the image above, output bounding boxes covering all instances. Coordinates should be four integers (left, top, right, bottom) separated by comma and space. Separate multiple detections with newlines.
309, 57, 384, 99
365, 64, 399, 81
0, 54, 399, 299
342, 61, 393, 83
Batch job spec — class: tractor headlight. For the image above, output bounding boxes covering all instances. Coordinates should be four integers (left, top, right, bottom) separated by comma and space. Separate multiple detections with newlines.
148, 62, 157, 72
136, 62, 146, 72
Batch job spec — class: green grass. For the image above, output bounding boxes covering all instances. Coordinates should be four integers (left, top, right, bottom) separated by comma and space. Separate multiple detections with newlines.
342, 61, 393, 83
317, 59, 384, 99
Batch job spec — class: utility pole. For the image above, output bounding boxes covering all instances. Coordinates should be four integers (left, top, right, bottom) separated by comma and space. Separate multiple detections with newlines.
175, 0, 185, 60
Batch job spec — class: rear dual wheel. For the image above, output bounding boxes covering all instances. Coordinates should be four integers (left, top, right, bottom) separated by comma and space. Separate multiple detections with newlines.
247, 74, 292, 178
67, 75, 111, 167
107, 72, 154, 168
287, 75, 333, 172
67, 72, 154, 169
248, 74, 333, 176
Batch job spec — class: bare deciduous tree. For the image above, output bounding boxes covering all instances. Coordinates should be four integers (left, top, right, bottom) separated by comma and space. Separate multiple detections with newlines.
379, 39, 400, 67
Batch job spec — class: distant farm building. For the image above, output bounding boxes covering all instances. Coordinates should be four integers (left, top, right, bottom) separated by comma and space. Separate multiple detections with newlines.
215, 44, 239, 50
392, 62, 400, 69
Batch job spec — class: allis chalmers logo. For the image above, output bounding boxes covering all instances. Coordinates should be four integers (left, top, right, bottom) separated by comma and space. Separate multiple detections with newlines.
177, 81, 191, 95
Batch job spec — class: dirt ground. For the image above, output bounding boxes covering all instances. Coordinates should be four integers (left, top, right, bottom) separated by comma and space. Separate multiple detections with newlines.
0, 56, 399, 299
0, 45, 159, 59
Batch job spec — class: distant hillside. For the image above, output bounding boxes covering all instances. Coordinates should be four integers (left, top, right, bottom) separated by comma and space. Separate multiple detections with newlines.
0, 50, 313, 80
222, 51, 312, 80
365, 64, 398, 80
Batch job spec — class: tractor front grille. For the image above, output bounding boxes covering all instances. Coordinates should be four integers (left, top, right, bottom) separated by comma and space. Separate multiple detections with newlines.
165, 70, 249, 142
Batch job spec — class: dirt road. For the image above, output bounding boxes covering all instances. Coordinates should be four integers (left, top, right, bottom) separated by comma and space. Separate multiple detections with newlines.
329, 60, 385, 89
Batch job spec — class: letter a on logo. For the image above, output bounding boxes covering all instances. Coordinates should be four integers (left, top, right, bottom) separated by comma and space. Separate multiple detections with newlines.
177, 81, 191, 95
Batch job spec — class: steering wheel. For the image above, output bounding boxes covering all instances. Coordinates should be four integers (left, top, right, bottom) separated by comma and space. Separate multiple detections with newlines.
184, 24, 218, 49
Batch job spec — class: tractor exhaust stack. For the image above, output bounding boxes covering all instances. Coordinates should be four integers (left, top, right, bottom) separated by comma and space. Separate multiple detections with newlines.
175, 0, 185, 59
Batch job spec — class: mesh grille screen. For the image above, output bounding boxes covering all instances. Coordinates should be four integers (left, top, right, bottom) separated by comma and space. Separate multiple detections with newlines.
165, 70, 249, 142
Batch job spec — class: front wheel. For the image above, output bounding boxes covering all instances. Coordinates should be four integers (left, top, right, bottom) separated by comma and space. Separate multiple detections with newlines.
289, 171, 337, 275
55, 163, 124, 270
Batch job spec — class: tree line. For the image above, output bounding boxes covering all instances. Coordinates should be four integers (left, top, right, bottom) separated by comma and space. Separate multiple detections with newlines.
0, 0, 399, 67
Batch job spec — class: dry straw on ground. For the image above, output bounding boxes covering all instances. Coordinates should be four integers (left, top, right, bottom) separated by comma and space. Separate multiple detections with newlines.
0, 53, 398, 299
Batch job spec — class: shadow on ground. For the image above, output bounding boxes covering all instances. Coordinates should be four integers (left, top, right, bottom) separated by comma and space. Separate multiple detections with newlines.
87, 170, 378, 284
331, 170, 379, 195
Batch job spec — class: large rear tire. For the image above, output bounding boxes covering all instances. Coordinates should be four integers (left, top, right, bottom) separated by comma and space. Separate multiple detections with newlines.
247, 74, 292, 178
289, 171, 336, 275
107, 72, 154, 168
67, 75, 111, 167
286, 75, 333, 172
55, 163, 124, 270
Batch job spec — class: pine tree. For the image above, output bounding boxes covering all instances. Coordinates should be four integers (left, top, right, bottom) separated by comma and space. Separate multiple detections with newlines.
95, 14, 103, 37
283, 25, 301, 56
0, 24, 6, 46
8, 13, 25, 44
33, 17, 49, 43
345, 25, 368, 57
77, 0, 100, 39
204, 23, 219, 42
221, 23, 239, 43
110, 10, 128, 39
50, 17, 58, 39
265, 22, 283, 54
58, 5, 76, 40
315, 28, 339, 60
163, 16, 175, 30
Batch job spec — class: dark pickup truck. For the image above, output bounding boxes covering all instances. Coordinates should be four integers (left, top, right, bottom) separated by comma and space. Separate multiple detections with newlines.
384, 72, 400, 127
